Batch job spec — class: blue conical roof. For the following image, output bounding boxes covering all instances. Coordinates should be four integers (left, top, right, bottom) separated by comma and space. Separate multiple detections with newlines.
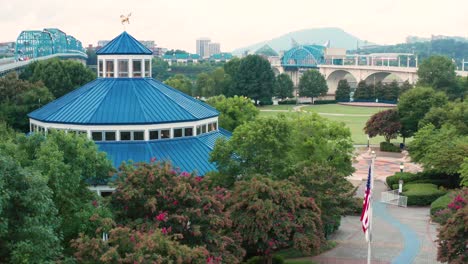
96, 31, 152, 55
28, 78, 218, 125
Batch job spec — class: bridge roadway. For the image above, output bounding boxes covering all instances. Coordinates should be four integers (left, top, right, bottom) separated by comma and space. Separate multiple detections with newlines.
0, 52, 88, 76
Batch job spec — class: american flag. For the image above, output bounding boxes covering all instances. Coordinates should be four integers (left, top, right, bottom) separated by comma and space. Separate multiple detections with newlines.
360, 166, 372, 241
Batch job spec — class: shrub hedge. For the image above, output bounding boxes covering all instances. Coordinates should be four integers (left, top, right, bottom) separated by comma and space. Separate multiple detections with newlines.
402, 183, 447, 206
246, 255, 284, 264
430, 192, 454, 216
278, 100, 297, 105
386, 171, 453, 190
313, 100, 337, 105
380, 142, 401, 152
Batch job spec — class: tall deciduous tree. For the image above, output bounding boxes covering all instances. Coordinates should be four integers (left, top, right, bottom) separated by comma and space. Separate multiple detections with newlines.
21, 58, 96, 98
230, 55, 275, 104
229, 177, 325, 263
195, 73, 215, 97
0, 153, 62, 263
0, 73, 54, 132
298, 70, 328, 102
335, 79, 351, 101
364, 109, 401, 143
417, 55, 457, 91
205, 95, 259, 131
353, 80, 373, 100
274, 73, 294, 100
164, 74, 194, 95
397, 86, 448, 139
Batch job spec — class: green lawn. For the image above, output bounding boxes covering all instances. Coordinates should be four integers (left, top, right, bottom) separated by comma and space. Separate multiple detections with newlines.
258, 104, 405, 145
258, 105, 296, 110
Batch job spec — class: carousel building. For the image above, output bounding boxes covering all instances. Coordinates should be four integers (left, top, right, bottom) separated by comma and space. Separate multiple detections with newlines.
28, 32, 229, 193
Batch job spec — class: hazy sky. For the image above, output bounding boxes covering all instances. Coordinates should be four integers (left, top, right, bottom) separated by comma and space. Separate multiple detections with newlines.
1, 0, 467, 52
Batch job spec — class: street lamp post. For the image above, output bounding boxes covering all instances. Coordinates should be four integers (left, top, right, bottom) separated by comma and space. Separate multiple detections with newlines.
367, 134, 370, 149
399, 162, 404, 173
296, 91, 299, 105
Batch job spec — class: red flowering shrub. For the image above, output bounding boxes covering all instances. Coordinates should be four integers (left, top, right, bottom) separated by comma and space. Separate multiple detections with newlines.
436, 188, 468, 263
229, 177, 325, 263
109, 161, 245, 263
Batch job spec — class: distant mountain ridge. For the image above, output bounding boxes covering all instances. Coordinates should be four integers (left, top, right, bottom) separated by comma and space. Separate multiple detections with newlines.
232, 27, 370, 55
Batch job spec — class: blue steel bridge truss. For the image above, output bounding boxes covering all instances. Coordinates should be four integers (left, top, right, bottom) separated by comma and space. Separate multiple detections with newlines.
15, 28, 84, 60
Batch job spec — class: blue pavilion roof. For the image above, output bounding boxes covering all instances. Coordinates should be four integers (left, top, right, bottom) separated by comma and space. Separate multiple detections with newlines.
28, 78, 219, 125
97, 129, 231, 175
96, 31, 152, 55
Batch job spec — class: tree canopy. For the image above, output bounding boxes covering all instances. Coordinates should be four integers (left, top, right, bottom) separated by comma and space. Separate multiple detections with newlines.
164, 74, 194, 95
397, 86, 448, 138
20, 58, 96, 98
335, 79, 351, 101
274, 73, 294, 99
205, 95, 259, 131
0, 73, 54, 132
298, 70, 328, 100
417, 56, 457, 90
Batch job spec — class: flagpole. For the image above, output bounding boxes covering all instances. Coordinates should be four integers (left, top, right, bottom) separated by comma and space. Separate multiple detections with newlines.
368, 150, 376, 264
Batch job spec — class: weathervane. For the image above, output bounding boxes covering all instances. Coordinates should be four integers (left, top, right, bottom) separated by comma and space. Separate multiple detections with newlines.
120, 13, 132, 30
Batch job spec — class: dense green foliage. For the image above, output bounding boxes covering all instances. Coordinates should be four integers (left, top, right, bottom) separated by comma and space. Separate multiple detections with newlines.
386, 171, 454, 190
402, 183, 447, 206
0, 124, 113, 262
274, 73, 294, 99
335, 80, 351, 101
205, 95, 259, 131
0, 73, 54, 132
298, 70, 328, 100
20, 58, 96, 98
430, 191, 456, 217
353, 80, 402, 102
398, 87, 448, 138
195, 68, 229, 97
163, 74, 194, 95
151, 57, 170, 81
230, 177, 324, 262
379, 142, 401, 152
228, 55, 275, 104
419, 100, 468, 134
364, 109, 401, 143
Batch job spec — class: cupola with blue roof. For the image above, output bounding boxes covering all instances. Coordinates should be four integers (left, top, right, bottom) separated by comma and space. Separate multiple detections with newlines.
28, 31, 230, 186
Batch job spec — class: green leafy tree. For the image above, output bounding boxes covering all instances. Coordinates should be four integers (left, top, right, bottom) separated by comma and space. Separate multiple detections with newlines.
353, 81, 373, 100
109, 162, 245, 263
298, 70, 328, 102
0, 73, 54, 132
85, 47, 97, 66
417, 55, 457, 91
0, 130, 113, 254
274, 73, 294, 99
290, 165, 355, 237
409, 124, 467, 177
21, 58, 96, 98
211, 67, 229, 96
399, 80, 413, 95
195, 72, 215, 97
335, 79, 351, 101
205, 95, 259, 131
151, 57, 170, 81
419, 100, 468, 135
230, 55, 275, 104
0, 153, 62, 263
229, 177, 325, 263
364, 109, 401, 143
383, 80, 400, 101
164, 74, 194, 95
397, 86, 448, 139
460, 159, 468, 187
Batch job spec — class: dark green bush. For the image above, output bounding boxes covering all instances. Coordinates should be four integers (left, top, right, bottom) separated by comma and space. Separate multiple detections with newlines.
430, 191, 454, 216
259, 99, 273, 106
313, 100, 337, 105
246, 255, 285, 264
278, 100, 297, 105
402, 183, 447, 206
386, 172, 419, 188
379, 142, 401, 152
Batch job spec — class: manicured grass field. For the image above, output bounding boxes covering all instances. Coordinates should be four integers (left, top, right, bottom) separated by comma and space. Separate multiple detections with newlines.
258, 104, 405, 145
258, 104, 296, 110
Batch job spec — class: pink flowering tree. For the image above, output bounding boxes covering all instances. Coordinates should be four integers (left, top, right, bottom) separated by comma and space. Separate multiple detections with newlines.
109, 161, 245, 263
436, 188, 468, 263
229, 177, 325, 264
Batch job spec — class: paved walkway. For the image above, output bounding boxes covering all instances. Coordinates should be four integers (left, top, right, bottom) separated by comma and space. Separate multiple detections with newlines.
293, 148, 440, 264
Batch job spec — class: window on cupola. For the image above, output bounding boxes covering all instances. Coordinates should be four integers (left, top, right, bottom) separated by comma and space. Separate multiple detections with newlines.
118, 60, 129, 77
144, 60, 150, 77
133, 60, 142, 77
98, 60, 103, 77
106, 60, 114, 77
